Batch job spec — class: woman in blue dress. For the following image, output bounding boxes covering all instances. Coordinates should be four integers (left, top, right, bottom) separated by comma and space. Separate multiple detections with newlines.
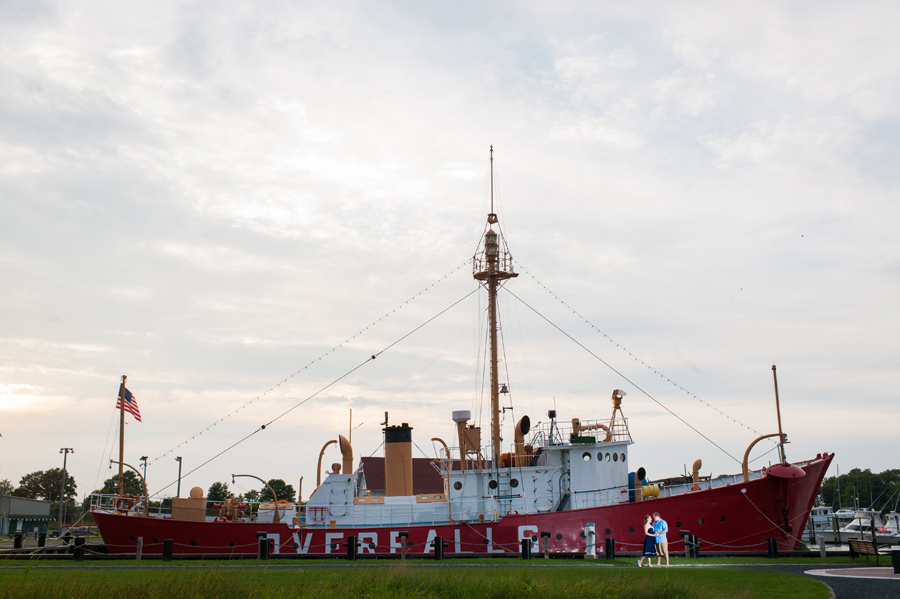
638, 514, 657, 567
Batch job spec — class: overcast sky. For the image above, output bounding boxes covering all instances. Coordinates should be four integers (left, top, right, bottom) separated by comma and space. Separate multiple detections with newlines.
2, 1, 898, 504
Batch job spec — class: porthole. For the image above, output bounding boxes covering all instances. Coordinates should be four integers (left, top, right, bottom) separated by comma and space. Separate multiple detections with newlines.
620, 453, 626, 462
152, 537, 158, 544
453, 481, 462, 490
720, 516, 726, 522
628, 526, 635, 533
129, 535, 134, 542
597, 452, 603, 461
510, 478, 519, 488
556, 533, 563, 541
582, 452, 591, 462
762, 509, 767, 515
605, 528, 612, 535
676, 521, 682, 528
190, 540, 197, 546
698, 518, 704, 525
531, 535, 537, 542
613, 453, 619, 462
605, 453, 611, 462
488, 479, 498, 490
580, 531, 586, 538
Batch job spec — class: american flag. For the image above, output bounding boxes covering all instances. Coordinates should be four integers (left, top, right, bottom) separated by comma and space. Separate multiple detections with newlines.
115, 386, 142, 422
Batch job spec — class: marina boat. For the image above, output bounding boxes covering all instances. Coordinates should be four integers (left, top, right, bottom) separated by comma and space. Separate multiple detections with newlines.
817, 509, 900, 545
802, 503, 835, 543
91, 150, 833, 556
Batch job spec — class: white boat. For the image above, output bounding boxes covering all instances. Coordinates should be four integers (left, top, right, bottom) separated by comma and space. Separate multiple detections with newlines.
817, 509, 900, 545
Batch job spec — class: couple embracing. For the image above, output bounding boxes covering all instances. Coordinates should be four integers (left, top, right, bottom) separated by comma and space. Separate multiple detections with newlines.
637, 512, 669, 567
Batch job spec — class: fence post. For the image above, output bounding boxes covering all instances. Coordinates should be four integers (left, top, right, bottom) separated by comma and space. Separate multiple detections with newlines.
585, 523, 597, 559
257, 532, 269, 560
13, 532, 23, 549
400, 531, 408, 560
136, 536, 143, 561
541, 531, 551, 559
74, 537, 85, 562
604, 537, 615, 560
520, 538, 531, 560
345, 535, 358, 561
767, 538, 778, 559
163, 539, 174, 562
433, 536, 444, 560
38, 533, 46, 548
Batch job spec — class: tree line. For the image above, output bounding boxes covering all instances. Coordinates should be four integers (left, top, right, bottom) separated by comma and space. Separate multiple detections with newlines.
819, 468, 900, 513
1, 470, 298, 509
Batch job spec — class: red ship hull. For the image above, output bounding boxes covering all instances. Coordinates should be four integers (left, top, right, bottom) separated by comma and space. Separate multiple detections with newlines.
92, 453, 832, 556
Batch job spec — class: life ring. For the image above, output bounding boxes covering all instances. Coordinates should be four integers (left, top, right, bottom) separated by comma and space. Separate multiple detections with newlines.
582, 422, 613, 442
114, 494, 137, 512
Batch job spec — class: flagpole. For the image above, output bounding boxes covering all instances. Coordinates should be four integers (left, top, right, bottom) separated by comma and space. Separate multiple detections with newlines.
118, 375, 127, 495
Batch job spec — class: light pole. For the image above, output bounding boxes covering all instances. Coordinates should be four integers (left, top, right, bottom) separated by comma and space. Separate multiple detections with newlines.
175, 456, 182, 497
140, 456, 148, 481
58, 448, 74, 531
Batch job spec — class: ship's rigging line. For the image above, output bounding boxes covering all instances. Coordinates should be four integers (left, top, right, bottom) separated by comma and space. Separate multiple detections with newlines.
505, 288, 742, 465
148, 259, 472, 466
149, 286, 480, 497
513, 260, 769, 442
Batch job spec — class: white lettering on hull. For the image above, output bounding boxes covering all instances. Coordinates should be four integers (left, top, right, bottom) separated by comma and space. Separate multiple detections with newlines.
325, 532, 343, 554
266, 533, 280, 554
518, 525, 538, 551
486, 527, 504, 553
358, 532, 377, 553
292, 532, 312, 554
424, 529, 437, 553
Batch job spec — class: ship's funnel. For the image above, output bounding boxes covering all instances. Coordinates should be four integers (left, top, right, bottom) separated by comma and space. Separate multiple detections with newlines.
384, 423, 413, 497
453, 410, 481, 472
691, 459, 702, 491
514, 415, 531, 467
338, 434, 353, 476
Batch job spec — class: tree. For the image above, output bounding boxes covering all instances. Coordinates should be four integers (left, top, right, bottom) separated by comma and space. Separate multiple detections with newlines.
0, 479, 13, 495
819, 468, 900, 513
207, 481, 234, 502
14, 468, 76, 502
242, 489, 259, 502
98, 471, 143, 496
259, 479, 295, 502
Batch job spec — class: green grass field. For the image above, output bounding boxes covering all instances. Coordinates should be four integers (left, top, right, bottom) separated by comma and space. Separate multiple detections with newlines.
0, 563, 832, 599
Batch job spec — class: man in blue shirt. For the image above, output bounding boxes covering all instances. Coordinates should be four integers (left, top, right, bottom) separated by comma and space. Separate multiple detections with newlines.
652, 512, 669, 566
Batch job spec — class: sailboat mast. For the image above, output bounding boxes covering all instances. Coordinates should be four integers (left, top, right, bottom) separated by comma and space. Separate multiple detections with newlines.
473, 146, 517, 465
118, 374, 127, 495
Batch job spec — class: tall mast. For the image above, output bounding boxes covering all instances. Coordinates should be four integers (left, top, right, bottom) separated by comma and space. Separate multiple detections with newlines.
473, 146, 518, 465
117, 375, 127, 495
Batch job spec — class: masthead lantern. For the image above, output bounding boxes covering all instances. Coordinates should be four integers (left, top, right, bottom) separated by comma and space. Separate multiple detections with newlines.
485, 229, 499, 257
